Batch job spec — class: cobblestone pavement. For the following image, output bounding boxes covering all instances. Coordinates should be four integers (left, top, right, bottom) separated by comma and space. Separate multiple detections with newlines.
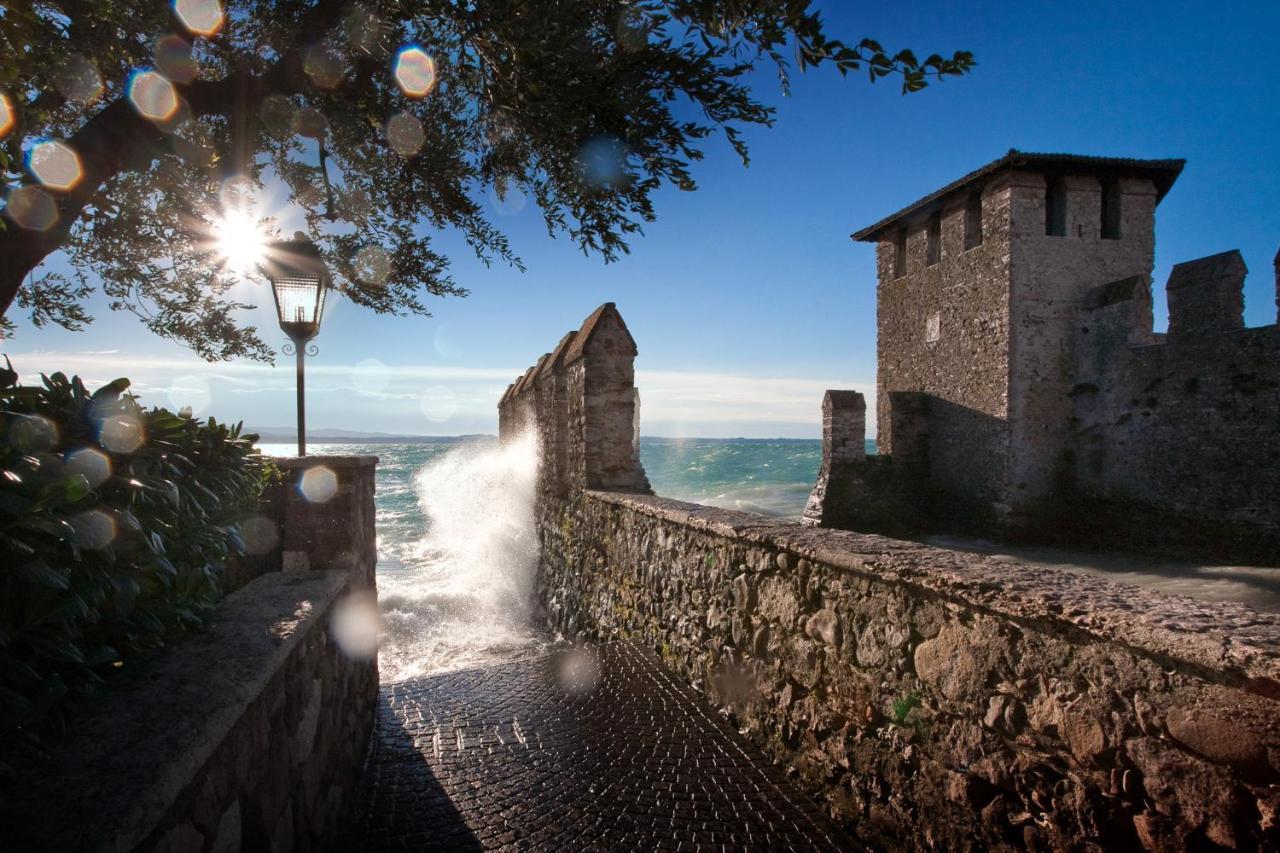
353, 640, 857, 851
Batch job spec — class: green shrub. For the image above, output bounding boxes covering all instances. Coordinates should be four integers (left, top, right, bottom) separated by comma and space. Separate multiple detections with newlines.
0, 364, 268, 768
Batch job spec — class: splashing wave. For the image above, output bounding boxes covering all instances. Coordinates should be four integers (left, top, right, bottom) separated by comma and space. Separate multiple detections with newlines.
377, 432, 546, 681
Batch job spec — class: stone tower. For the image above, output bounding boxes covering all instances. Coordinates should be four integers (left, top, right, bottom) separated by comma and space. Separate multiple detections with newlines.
851, 150, 1184, 525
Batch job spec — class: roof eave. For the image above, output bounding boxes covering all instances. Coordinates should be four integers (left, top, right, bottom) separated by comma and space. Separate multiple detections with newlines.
850, 151, 1186, 244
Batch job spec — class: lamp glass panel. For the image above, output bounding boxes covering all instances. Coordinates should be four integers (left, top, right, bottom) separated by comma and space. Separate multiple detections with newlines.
272, 277, 322, 325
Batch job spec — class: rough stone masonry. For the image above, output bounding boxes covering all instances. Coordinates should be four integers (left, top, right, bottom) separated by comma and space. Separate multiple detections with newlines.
811, 150, 1279, 563
500, 303, 1280, 851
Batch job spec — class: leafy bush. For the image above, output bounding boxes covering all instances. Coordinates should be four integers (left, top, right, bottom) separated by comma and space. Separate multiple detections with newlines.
0, 364, 269, 768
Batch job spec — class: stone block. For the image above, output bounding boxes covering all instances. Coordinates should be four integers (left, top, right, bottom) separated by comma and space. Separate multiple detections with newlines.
913, 622, 988, 702
804, 609, 842, 648
1166, 706, 1276, 782
757, 576, 800, 627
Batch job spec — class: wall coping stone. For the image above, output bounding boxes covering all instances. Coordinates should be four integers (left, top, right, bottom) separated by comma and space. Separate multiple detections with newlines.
586, 490, 1280, 689
1, 570, 351, 853
276, 454, 379, 469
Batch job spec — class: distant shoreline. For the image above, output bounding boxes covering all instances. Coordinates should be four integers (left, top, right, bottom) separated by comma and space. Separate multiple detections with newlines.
252, 433, 493, 444
251, 433, 867, 445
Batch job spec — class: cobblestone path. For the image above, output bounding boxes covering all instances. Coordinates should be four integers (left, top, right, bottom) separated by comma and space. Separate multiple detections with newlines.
353, 641, 856, 851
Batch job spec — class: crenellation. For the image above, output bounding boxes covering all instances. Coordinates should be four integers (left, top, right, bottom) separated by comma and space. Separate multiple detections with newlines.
499, 303, 649, 495
1166, 249, 1247, 339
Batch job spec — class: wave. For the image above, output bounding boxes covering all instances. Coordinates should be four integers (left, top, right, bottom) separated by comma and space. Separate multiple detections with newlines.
376, 432, 547, 681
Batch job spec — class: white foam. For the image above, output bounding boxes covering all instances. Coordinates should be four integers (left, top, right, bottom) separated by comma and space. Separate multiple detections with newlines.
377, 432, 546, 681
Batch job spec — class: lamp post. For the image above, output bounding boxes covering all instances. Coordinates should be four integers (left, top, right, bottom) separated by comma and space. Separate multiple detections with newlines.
259, 235, 330, 457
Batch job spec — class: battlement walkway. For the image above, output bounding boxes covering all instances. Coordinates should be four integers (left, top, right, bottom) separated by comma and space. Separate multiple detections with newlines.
352, 641, 855, 851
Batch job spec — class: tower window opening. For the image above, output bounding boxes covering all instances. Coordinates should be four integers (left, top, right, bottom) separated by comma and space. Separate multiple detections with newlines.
964, 192, 983, 249
926, 212, 941, 266
1101, 179, 1122, 239
1045, 176, 1067, 237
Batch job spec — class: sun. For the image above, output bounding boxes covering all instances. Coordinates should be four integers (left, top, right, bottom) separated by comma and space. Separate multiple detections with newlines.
211, 209, 267, 274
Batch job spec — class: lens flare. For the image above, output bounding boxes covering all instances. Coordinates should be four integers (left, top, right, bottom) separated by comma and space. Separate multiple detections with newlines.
28, 140, 83, 191
9, 415, 58, 453
5, 186, 58, 231
489, 183, 527, 216
71, 509, 116, 550
167, 375, 212, 415
299, 466, 338, 503
393, 47, 437, 97
128, 71, 179, 122
385, 111, 424, 157
338, 185, 372, 221
304, 45, 346, 89
155, 35, 198, 84
0, 93, 13, 138
616, 10, 651, 51
240, 515, 280, 555
351, 358, 391, 396
261, 94, 295, 136
556, 647, 602, 695
576, 135, 630, 189
291, 106, 329, 140
353, 245, 391, 285
345, 7, 387, 55
419, 385, 458, 423
332, 592, 380, 660
174, 0, 224, 36
64, 447, 111, 489
99, 415, 144, 454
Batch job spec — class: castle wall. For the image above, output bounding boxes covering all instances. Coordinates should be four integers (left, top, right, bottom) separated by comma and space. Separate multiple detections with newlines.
874, 180, 1013, 506
1069, 256, 1280, 561
498, 303, 649, 495
509, 304, 1280, 851
1006, 172, 1157, 518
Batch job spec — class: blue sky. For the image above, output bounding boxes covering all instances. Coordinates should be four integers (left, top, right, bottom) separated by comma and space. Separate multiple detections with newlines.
6, 0, 1278, 437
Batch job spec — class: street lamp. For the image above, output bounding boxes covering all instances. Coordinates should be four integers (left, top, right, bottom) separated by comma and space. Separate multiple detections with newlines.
259, 235, 330, 457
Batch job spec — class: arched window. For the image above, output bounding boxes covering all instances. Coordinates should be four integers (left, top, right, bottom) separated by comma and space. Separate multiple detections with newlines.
1045, 176, 1067, 236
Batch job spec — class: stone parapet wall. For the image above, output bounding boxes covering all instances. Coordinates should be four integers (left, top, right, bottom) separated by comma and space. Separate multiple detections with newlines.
2, 456, 380, 852
3, 571, 379, 853
277, 455, 379, 587
540, 490, 1280, 851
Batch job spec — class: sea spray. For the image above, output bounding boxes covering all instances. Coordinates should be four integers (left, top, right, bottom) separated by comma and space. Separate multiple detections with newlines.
376, 432, 545, 681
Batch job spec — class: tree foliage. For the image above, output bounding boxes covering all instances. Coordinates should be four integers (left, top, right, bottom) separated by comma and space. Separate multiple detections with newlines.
0, 1, 973, 361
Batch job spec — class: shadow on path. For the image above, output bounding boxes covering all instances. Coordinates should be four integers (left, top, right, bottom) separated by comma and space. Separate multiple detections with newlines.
350, 641, 856, 851
351, 691, 484, 851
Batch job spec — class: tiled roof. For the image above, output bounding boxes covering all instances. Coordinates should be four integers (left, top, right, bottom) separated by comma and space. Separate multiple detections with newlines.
851, 150, 1186, 242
